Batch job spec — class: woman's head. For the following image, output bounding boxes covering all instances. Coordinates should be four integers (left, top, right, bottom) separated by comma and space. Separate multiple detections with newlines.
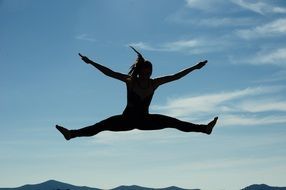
129, 59, 153, 79
137, 60, 153, 79
128, 46, 153, 78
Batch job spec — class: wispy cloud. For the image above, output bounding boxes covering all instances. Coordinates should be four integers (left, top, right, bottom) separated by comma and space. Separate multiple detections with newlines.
239, 99, 286, 113
194, 17, 256, 27
168, 1, 255, 27
185, 0, 227, 12
163, 39, 200, 51
151, 85, 286, 126
129, 40, 200, 52
185, 0, 286, 15
233, 47, 286, 67
253, 70, 286, 83
76, 34, 97, 42
88, 129, 191, 146
222, 114, 286, 126
232, 0, 286, 15
129, 40, 202, 54
152, 86, 282, 116
128, 42, 159, 51
236, 18, 286, 39
249, 48, 286, 66
173, 155, 286, 173
129, 38, 226, 54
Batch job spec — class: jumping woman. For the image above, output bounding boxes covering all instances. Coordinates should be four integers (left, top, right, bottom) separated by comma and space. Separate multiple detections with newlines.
56, 47, 218, 140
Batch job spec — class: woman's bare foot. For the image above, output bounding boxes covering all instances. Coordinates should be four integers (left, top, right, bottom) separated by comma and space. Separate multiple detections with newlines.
56, 125, 71, 140
205, 117, 218, 135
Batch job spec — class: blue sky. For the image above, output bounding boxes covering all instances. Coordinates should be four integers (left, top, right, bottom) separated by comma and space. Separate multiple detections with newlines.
0, 0, 286, 189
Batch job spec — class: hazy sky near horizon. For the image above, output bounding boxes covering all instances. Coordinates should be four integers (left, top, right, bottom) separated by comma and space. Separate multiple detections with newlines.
1, 0, 286, 190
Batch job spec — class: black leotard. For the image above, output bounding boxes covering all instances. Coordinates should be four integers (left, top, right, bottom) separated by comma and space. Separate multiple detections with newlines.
123, 78, 155, 118
65, 76, 212, 138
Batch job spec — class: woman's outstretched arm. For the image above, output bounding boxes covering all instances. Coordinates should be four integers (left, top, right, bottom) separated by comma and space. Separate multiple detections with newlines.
153, 60, 207, 87
79, 53, 128, 82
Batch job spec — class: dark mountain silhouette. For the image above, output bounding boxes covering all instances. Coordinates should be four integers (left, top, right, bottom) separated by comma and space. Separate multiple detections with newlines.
112, 185, 196, 190
0, 180, 100, 190
242, 184, 286, 190
0, 180, 196, 190
1, 180, 285, 190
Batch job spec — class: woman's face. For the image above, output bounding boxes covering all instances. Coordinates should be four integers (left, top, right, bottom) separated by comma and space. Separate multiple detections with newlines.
138, 66, 152, 79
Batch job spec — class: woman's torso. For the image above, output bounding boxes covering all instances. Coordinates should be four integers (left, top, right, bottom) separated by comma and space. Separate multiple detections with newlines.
123, 77, 155, 118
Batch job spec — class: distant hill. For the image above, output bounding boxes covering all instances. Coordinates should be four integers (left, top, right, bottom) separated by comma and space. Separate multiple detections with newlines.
0, 180, 197, 190
112, 185, 195, 190
0, 180, 285, 190
0, 180, 100, 190
242, 184, 286, 190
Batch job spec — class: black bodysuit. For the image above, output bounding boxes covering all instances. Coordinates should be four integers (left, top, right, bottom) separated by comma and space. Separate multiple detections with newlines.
123, 78, 155, 118
70, 77, 205, 137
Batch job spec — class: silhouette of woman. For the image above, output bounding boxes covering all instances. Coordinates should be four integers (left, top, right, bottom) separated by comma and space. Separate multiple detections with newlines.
56, 47, 218, 140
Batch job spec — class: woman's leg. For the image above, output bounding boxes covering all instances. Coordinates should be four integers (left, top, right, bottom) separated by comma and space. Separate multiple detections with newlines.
56, 115, 135, 140
137, 114, 218, 134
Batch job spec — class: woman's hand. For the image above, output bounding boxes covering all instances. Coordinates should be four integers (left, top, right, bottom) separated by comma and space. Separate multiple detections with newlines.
79, 53, 92, 64
194, 60, 207, 69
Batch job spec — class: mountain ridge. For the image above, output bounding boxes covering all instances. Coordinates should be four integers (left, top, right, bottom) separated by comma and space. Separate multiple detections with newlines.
242, 184, 286, 190
0, 180, 285, 190
0, 180, 196, 190
0, 180, 100, 190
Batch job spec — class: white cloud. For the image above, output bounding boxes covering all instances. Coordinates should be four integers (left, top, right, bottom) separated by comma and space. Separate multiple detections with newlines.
232, 0, 286, 15
169, 1, 255, 28
89, 129, 188, 145
163, 39, 200, 51
253, 70, 286, 83
128, 38, 226, 54
196, 17, 256, 27
221, 114, 286, 126
128, 42, 157, 51
252, 48, 286, 65
185, 0, 204, 8
173, 155, 286, 178
151, 86, 286, 126
185, 0, 226, 11
273, 6, 286, 14
233, 0, 268, 14
236, 18, 286, 39
167, 8, 257, 28
185, 0, 286, 14
76, 34, 97, 42
231, 47, 286, 67
239, 99, 286, 113
130, 40, 200, 53
152, 86, 282, 116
